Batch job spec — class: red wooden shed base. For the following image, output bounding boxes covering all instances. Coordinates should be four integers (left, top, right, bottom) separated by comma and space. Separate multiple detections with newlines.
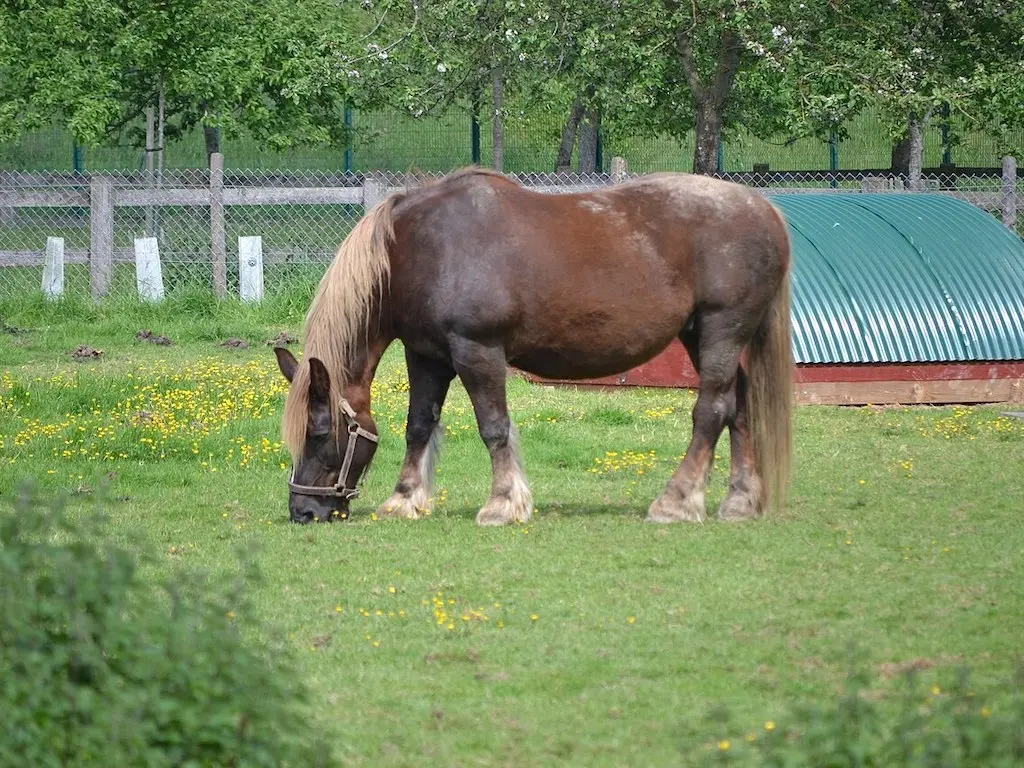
523, 340, 1024, 406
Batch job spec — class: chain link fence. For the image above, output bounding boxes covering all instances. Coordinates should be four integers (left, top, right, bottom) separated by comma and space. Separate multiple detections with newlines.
1, 162, 1019, 303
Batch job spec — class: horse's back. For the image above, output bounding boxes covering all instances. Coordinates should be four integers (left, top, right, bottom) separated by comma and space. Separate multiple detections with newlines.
386, 170, 789, 379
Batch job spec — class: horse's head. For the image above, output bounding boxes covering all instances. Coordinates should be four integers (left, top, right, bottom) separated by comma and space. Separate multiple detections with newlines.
274, 347, 379, 524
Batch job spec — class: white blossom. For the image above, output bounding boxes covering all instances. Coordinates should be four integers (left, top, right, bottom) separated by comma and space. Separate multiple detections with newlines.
436, 63, 447, 73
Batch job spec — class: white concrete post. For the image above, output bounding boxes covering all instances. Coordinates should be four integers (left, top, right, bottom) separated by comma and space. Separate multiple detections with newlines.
239, 236, 264, 303
42, 236, 64, 299
134, 237, 165, 301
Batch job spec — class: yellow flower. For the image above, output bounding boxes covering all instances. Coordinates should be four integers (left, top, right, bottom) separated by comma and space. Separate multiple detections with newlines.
765, 721, 776, 731
718, 740, 730, 751
931, 685, 941, 696
981, 706, 992, 718
627, 616, 636, 624
530, 613, 539, 621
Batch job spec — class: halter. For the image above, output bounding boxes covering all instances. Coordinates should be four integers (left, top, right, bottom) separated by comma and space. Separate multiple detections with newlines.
288, 399, 379, 501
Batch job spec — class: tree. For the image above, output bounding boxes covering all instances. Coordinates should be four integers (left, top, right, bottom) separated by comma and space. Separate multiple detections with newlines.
0, 0, 359, 158
352, 0, 574, 171
535, 0, 807, 175
778, 0, 1024, 185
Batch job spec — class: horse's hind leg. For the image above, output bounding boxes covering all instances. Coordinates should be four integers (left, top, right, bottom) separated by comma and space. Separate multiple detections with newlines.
450, 338, 533, 526
716, 365, 763, 521
647, 317, 741, 523
377, 349, 454, 520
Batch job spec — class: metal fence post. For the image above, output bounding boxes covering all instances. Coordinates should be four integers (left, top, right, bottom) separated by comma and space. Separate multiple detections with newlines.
89, 175, 113, 300
1002, 156, 1017, 232
210, 152, 227, 298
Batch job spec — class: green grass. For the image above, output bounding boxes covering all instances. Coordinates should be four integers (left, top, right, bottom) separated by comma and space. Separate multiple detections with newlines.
2, 298, 1023, 765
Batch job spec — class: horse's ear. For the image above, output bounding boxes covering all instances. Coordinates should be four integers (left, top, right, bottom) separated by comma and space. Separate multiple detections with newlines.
274, 346, 298, 383
307, 357, 331, 405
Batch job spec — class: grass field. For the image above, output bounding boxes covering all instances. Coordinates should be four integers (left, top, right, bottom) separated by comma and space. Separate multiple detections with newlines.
2, 292, 1024, 765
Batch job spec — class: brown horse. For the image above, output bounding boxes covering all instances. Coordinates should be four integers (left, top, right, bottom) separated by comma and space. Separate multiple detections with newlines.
273, 167, 793, 525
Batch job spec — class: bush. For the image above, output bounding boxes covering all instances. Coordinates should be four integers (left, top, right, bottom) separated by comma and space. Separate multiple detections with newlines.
0, 482, 332, 767
686, 658, 1024, 767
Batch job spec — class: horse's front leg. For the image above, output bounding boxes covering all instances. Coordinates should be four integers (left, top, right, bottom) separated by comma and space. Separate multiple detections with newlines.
377, 350, 453, 520
451, 338, 533, 526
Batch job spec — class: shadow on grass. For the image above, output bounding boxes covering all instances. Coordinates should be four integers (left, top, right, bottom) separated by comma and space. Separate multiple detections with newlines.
435, 501, 645, 522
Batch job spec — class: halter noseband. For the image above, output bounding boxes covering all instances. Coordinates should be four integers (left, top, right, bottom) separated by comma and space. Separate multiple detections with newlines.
288, 399, 379, 501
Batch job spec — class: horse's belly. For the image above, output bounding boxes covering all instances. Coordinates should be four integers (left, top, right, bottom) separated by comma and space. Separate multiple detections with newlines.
508, 336, 677, 381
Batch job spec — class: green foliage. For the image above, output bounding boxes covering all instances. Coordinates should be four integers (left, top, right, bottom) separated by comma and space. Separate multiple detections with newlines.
0, 483, 332, 767
0, 0, 358, 151
776, 0, 1024, 147
684, 659, 1024, 766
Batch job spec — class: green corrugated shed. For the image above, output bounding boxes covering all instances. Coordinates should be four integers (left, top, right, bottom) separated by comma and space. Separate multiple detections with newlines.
768, 193, 1024, 364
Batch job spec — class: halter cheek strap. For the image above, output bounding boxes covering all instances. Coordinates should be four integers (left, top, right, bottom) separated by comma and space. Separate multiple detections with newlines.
288, 399, 379, 500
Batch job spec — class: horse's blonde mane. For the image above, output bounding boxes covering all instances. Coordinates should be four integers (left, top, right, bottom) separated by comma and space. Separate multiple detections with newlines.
281, 194, 400, 461
280, 167, 515, 462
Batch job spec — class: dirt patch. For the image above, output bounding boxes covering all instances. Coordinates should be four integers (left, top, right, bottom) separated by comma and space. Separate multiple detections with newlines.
71, 344, 104, 361
2, 318, 27, 334
265, 331, 298, 346
876, 655, 963, 679
136, 329, 173, 346
219, 338, 250, 349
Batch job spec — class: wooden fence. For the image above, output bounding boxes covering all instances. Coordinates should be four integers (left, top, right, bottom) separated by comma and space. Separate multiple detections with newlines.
0, 153, 1019, 301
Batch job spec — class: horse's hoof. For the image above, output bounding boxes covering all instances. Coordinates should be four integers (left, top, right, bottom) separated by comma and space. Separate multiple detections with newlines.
476, 495, 532, 526
645, 490, 705, 524
376, 494, 423, 520
717, 491, 763, 522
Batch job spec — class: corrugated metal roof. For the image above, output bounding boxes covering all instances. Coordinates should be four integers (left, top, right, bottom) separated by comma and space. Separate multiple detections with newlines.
769, 193, 1024, 363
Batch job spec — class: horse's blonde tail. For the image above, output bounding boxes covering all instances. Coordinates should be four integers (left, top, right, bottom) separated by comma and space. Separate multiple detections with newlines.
747, 229, 794, 515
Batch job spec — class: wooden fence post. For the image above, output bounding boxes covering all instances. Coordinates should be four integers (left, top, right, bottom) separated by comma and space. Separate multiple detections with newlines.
1002, 156, 1017, 232
43, 236, 64, 299
210, 152, 227, 298
363, 172, 387, 214
239, 235, 264, 303
89, 175, 114, 300
610, 156, 628, 183
134, 237, 165, 302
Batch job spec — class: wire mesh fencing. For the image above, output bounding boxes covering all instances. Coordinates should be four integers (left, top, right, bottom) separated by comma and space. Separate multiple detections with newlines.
0, 163, 1019, 304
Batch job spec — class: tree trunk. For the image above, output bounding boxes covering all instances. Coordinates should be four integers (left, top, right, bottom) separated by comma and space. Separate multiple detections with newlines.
491, 66, 504, 172
907, 115, 924, 191
693, 99, 724, 176
578, 108, 600, 174
471, 87, 482, 165
890, 133, 911, 177
203, 125, 221, 162
671, 27, 741, 176
556, 99, 584, 172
